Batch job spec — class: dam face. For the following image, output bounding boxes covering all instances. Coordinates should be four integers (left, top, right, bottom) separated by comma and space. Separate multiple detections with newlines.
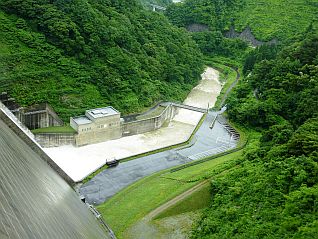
0, 119, 108, 238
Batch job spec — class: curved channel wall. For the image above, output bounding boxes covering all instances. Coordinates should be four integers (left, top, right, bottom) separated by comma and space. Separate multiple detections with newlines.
0, 110, 108, 238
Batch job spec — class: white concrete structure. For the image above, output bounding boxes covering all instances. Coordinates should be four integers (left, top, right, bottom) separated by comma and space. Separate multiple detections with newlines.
70, 107, 121, 146
45, 67, 221, 182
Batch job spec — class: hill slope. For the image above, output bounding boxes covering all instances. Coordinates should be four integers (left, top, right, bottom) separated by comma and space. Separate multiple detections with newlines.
191, 31, 318, 239
0, 0, 203, 121
166, 0, 318, 41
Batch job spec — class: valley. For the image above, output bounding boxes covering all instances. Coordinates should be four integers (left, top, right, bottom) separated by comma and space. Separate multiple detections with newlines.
0, 0, 317, 239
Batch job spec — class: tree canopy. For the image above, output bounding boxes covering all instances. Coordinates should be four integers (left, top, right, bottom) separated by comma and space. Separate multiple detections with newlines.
192, 32, 318, 239
0, 0, 203, 120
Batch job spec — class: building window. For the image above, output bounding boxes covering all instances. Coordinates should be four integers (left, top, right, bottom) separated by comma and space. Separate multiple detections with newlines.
82, 127, 91, 132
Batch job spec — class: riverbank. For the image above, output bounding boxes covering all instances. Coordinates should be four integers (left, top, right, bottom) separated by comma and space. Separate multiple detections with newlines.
44, 67, 222, 182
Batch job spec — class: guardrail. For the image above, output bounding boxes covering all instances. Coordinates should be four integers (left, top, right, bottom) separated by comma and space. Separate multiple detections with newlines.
87, 204, 117, 239
170, 117, 246, 173
160, 102, 207, 113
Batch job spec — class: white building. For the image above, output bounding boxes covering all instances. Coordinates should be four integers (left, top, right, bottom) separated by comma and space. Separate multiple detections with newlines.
70, 107, 121, 146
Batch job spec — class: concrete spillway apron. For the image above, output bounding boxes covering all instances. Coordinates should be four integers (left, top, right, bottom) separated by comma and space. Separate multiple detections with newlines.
80, 110, 236, 205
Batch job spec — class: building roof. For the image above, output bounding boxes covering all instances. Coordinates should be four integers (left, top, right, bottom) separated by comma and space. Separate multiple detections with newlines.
72, 116, 92, 125
86, 106, 119, 119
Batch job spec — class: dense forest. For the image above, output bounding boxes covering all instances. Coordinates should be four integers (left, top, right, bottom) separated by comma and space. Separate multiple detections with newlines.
165, 0, 318, 60
0, 0, 203, 120
191, 27, 318, 239
166, 0, 318, 41
166, 0, 249, 60
140, 0, 172, 7
162, 0, 318, 238
1, 0, 318, 237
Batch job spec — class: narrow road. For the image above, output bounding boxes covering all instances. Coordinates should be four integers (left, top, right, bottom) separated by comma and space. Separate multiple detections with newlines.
219, 67, 240, 107
147, 180, 208, 220
125, 180, 209, 239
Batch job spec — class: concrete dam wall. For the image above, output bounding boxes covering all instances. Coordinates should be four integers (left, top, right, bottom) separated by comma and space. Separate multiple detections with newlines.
0, 110, 109, 238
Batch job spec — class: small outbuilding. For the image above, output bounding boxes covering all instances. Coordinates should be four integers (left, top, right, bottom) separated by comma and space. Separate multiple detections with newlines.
70, 106, 121, 146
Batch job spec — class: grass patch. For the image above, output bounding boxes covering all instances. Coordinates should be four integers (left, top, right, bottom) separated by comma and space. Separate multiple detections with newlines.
97, 171, 197, 238
97, 149, 243, 238
164, 150, 243, 182
31, 125, 76, 134
214, 66, 237, 110
154, 183, 211, 220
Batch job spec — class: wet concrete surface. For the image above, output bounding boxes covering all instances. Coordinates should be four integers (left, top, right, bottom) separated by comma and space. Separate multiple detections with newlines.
80, 111, 236, 205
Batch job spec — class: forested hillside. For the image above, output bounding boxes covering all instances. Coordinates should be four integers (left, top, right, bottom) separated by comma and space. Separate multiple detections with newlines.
140, 0, 172, 7
191, 30, 318, 239
166, 0, 249, 60
166, 0, 318, 41
0, 0, 203, 120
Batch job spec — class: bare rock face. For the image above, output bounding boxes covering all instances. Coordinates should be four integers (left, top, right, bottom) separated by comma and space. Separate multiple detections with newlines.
186, 23, 209, 32
224, 26, 278, 47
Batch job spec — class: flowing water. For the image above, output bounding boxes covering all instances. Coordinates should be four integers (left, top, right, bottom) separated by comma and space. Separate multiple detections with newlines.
45, 67, 222, 182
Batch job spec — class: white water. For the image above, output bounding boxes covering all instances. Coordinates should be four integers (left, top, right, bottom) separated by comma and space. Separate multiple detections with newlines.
45, 67, 222, 182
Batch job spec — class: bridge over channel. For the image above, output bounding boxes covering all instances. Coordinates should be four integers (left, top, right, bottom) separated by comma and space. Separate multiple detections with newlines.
160, 102, 208, 113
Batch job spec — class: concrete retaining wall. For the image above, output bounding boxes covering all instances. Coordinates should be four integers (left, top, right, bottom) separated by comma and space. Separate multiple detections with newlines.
75, 125, 121, 146
21, 103, 64, 130
121, 104, 177, 136
35, 133, 75, 147
38, 104, 179, 147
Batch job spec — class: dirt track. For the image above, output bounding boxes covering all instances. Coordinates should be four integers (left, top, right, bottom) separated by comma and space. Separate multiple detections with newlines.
125, 180, 208, 239
147, 180, 208, 220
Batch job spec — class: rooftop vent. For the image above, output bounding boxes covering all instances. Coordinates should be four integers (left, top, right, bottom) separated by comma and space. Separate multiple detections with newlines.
92, 109, 109, 115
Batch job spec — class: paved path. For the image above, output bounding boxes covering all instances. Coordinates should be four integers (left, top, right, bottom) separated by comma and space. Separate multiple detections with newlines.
80, 111, 237, 205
